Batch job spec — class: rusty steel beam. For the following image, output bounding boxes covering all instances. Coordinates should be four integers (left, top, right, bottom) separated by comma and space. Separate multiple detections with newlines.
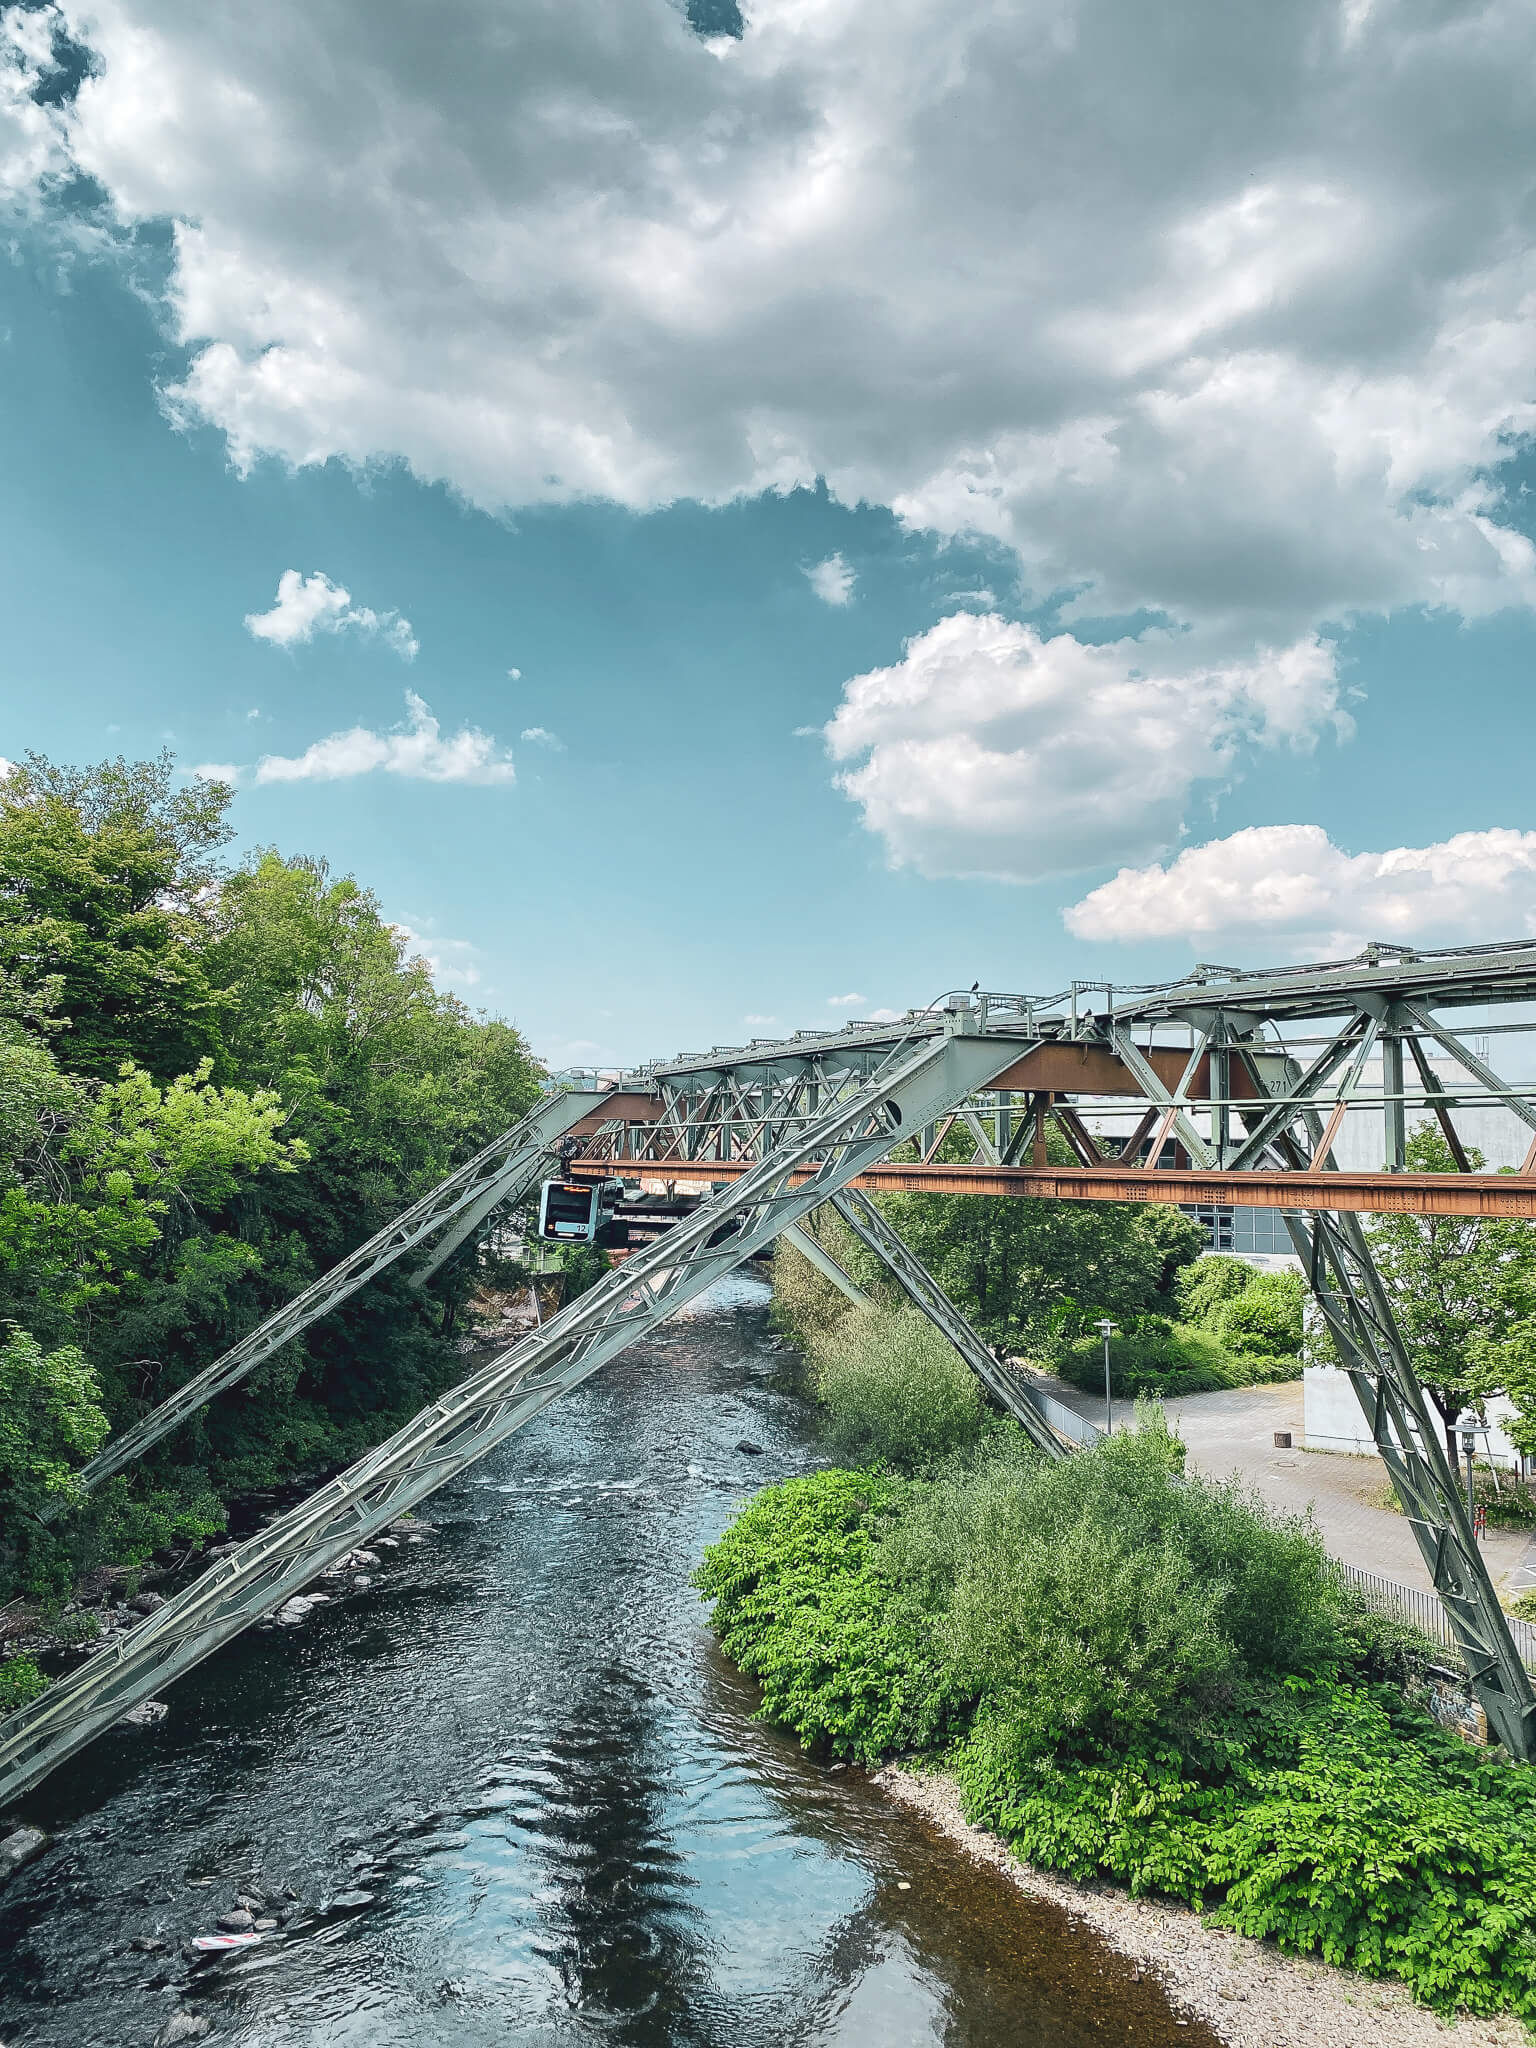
569, 1156, 1536, 1218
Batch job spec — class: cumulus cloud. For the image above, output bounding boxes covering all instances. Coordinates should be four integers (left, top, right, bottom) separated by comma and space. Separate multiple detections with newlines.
17, 0, 1536, 652
191, 761, 240, 784
0, 8, 69, 204
15, 0, 1536, 881
806, 554, 855, 607
519, 725, 564, 749
254, 690, 515, 785
826, 993, 867, 1008
826, 613, 1347, 883
1065, 824, 1536, 952
245, 570, 417, 660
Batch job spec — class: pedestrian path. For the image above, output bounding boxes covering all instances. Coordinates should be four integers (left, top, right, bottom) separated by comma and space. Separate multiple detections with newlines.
1028, 1372, 1536, 1600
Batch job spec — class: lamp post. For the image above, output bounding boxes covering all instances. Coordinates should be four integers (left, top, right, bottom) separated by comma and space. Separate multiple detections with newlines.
1095, 1317, 1118, 1437
1461, 1424, 1478, 1532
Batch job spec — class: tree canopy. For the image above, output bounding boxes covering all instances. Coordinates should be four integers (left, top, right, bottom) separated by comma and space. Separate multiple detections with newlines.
1364, 1127, 1536, 1450
0, 755, 544, 1603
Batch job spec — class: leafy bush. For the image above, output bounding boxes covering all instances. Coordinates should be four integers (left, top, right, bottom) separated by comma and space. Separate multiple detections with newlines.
0, 1655, 47, 1714
692, 1466, 965, 1762
1174, 1254, 1256, 1327
698, 1417, 1536, 2027
1058, 1318, 1301, 1398
806, 1304, 992, 1472
1213, 1270, 1304, 1357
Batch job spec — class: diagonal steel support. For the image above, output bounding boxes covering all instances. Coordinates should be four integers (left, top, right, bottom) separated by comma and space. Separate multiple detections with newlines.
1285, 1206, 1536, 1758
1400, 1001, 1536, 1138
1233, 1058, 1536, 1756
60, 1089, 610, 1505
1108, 1022, 1216, 1167
828, 1188, 1077, 1457
0, 1027, 1033, 1807
781, 1220, 872, 1307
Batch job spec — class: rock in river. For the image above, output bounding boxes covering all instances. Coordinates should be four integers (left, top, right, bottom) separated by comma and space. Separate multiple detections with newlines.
153, 2011, 210, 2046
120, 1700, 169, 1727
215, 1908, 254, 1933
0, 1826, 47, 1885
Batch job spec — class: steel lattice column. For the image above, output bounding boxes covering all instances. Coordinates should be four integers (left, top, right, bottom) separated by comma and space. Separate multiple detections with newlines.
1283, 1206, 1536, 1758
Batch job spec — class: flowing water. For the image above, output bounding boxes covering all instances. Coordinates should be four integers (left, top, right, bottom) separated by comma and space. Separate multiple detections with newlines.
0, 1274, 1217, 2047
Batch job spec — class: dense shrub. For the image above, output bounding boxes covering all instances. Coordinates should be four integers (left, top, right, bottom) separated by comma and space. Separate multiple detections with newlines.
0, 1655, 46, 1714
806, 1305, 992, 1471
698, 1417, 1536, 2027
1173, 1254, 1256, 1326
693, 1465, 965, 1762
1057, 1318, 1299, 1398
1213, 1270, 1305, 1357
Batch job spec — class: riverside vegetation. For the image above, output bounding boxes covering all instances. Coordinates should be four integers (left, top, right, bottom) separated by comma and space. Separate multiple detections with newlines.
0, 752, 546, 1712
695, 1224, 1536, 2030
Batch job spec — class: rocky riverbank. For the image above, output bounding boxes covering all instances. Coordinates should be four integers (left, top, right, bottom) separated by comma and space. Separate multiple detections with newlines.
0, 1518, 436, 1738
876, 1764, 1526, 2048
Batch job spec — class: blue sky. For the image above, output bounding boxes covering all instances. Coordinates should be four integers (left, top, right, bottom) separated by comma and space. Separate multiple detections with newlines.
4, 0, 1536, 1070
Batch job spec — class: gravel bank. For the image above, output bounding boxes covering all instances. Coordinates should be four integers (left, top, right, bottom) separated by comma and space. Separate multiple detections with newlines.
875, 1763, 1526, 2048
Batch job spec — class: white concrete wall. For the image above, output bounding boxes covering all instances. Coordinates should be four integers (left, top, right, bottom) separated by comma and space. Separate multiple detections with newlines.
1304, 1365, 1525, 1467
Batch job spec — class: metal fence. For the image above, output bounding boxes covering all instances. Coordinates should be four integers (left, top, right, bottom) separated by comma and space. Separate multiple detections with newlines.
1337, 1561, 1536, 1674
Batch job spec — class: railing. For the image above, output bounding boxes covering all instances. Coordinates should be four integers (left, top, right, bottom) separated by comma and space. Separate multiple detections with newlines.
1337, 1561, 1536, 1674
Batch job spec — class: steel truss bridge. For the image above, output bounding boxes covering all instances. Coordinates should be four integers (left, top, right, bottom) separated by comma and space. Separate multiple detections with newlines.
7, 937, 1536, 1805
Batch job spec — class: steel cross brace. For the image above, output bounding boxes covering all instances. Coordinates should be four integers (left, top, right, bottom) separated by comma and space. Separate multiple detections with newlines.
0, 1027, 1028, 1807
1107, 1022, 1216, 1167
60, 1089, 610, 1504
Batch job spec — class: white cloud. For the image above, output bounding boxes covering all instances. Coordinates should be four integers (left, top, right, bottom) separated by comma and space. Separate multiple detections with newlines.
1065, 824, 1536, 953
806, 554, 856, 607
254, 690, 515, 785
826, 612, 1347, 883
245, 570, 418, 660
0, 9, 68, 204
519, 725, 564, 750
743, 1012, 781, 1029
16, 0, 1536, 882
507, 667, 522, 680
192, 761, 241, 784
826, 993, 867, 1008
18, 0, 1536, 655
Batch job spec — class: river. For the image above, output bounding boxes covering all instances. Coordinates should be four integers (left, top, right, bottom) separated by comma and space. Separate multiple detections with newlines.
0, 1273, 1216, 2047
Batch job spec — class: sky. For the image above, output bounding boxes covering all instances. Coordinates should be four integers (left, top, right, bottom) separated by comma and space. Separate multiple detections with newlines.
3, 0, 1536, 1071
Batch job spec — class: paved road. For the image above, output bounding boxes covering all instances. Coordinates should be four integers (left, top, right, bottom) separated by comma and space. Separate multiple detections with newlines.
1029, 1372, 1536, 1599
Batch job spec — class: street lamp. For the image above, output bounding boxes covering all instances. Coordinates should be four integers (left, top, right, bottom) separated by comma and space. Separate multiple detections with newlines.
1095, 1317, 1119, 1437
1461, 1424, 1479, 1531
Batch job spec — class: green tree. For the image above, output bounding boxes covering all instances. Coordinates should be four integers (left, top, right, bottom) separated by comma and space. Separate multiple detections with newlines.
0, 753, 232, 1078
875, 1185, 1202, 1352
0, 757, 546, 1605
1174, 1253, 1255, 1327
1213, 1270, 1304, 1358
1366, 1126, 1536, 1453
0, 1326, 109, 1516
